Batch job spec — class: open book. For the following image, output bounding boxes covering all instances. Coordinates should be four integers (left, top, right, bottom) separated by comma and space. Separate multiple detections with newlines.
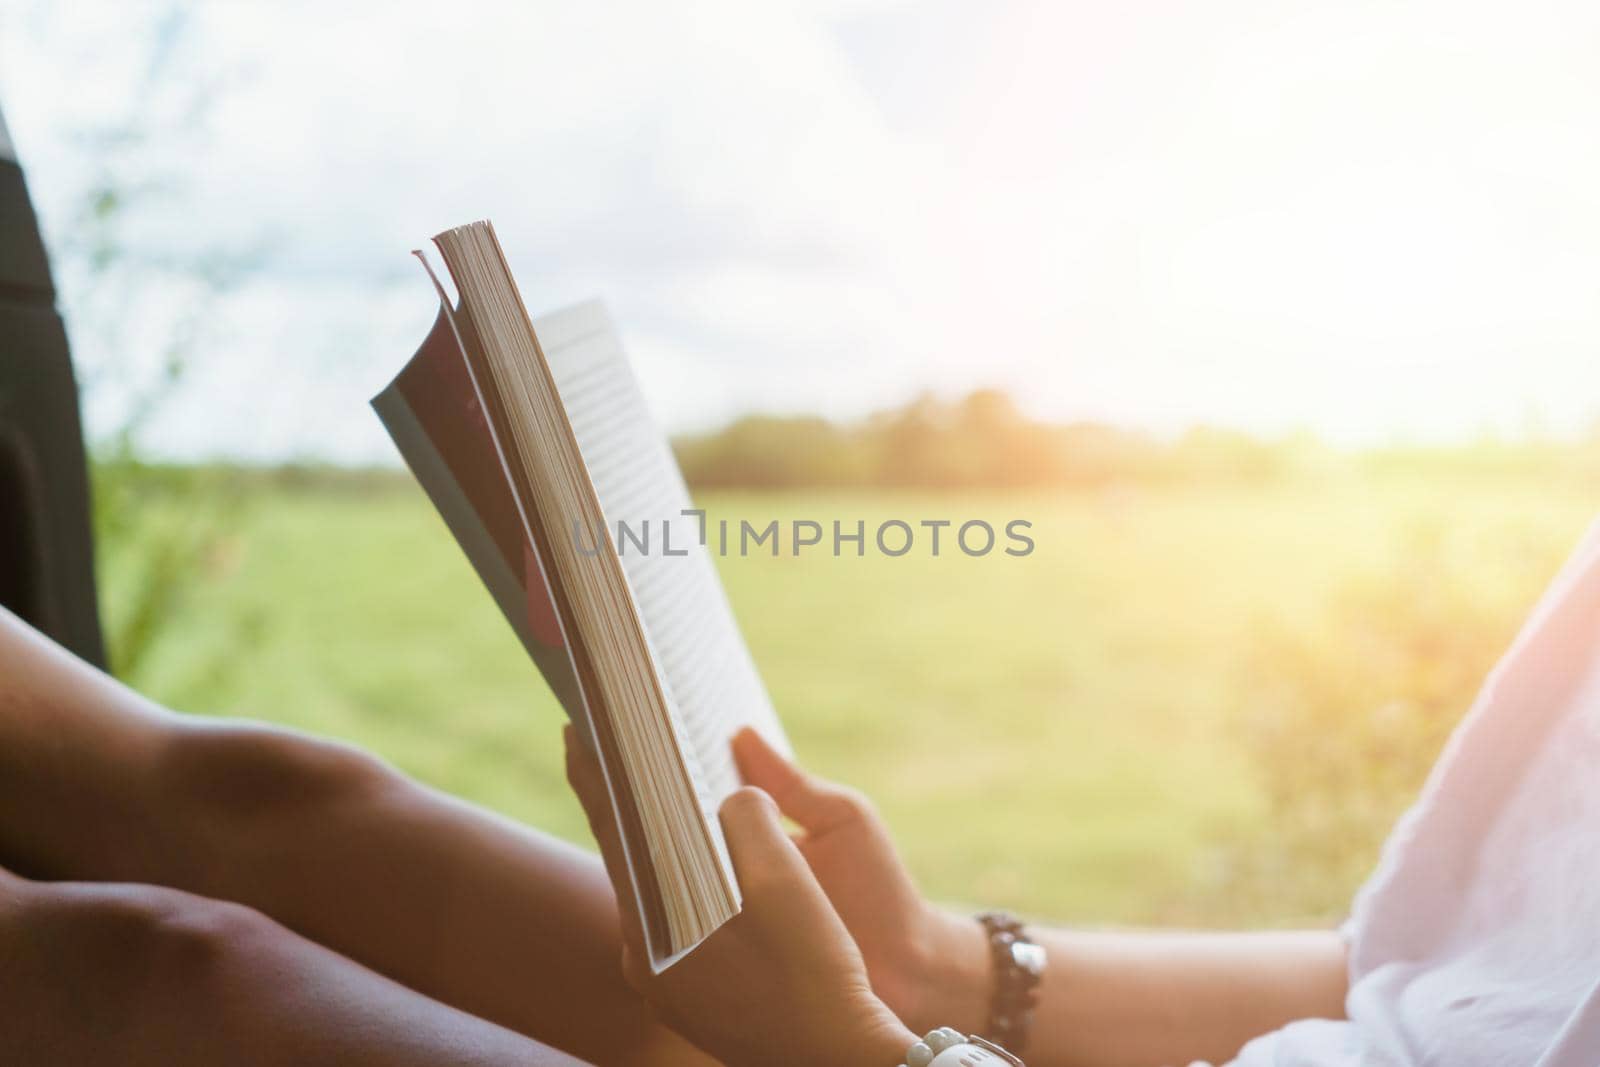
372, 220, 789, 970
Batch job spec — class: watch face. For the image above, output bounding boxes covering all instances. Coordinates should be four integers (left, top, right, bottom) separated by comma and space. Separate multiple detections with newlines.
1010, 940, 1047, 977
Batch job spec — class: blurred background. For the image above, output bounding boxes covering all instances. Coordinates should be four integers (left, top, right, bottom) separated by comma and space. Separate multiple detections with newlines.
3, 0, 1598, 927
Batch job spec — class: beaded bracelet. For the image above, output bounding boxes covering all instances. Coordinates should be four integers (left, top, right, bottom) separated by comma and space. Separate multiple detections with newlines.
976, 912, 1046, 1054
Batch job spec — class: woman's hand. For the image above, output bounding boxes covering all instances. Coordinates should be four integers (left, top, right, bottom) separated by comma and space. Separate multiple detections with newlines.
564, 726, 916, 1067
731, 728, 990, 1036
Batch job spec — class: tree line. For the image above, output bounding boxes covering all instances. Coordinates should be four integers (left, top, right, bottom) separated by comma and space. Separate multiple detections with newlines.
672, 388, 1600, 490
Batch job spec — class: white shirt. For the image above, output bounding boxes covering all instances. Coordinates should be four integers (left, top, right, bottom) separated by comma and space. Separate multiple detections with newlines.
1230, 519, 1600, 1067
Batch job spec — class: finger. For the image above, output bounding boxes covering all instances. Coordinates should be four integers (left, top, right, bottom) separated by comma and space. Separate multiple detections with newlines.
564, 725, 630, 887
717, 786, 812, 887
564, 724, 611, 834
731, 726, 801, 794
731, 727, 859, 834
564, 725, 651, 966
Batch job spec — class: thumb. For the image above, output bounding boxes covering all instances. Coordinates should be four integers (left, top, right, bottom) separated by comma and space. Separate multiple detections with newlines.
717, 786, 810, 887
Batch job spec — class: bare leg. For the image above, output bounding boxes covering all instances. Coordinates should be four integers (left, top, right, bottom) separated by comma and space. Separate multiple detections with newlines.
0, 862, 583, 1065
0, 608, 708, 1066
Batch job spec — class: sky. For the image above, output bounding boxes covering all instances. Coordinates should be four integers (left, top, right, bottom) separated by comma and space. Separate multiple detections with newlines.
2, 0, 1598, 462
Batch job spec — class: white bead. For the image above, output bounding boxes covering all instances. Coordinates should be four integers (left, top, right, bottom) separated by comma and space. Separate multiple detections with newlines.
907, 1040, 934, 1067
924, 1030, 959, 1053
937, 1027, 965, 1045
928, 1045, 989, 1067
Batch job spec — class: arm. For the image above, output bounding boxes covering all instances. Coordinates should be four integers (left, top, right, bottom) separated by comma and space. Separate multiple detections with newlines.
914, 921, 1346, 1067
732, 729, 1349, 1067
0, 606, 707, 1066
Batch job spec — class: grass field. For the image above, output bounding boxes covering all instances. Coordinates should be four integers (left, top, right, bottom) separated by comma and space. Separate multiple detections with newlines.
109, 474, 1597, 927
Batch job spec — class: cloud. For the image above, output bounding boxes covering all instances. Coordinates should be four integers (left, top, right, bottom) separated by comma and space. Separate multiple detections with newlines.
3, 0, 1599, 461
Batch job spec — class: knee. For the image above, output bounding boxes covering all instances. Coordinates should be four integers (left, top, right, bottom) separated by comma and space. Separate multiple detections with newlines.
1, 877, 279, 1053
160, 720, 400, 828
136, 890, 279, 993
71, 881, 270, 981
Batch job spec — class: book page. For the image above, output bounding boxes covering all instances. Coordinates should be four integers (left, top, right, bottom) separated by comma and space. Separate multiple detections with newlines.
535, 300, 790, 810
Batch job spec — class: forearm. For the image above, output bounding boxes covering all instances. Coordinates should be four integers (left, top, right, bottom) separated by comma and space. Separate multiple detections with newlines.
918, 911, 1348, 1067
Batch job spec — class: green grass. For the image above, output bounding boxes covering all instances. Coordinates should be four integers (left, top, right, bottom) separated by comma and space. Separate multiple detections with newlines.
119, 476, 1596, 926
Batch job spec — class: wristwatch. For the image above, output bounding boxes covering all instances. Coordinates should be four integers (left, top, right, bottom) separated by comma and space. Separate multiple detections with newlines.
898, 1027, 1024, 1067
